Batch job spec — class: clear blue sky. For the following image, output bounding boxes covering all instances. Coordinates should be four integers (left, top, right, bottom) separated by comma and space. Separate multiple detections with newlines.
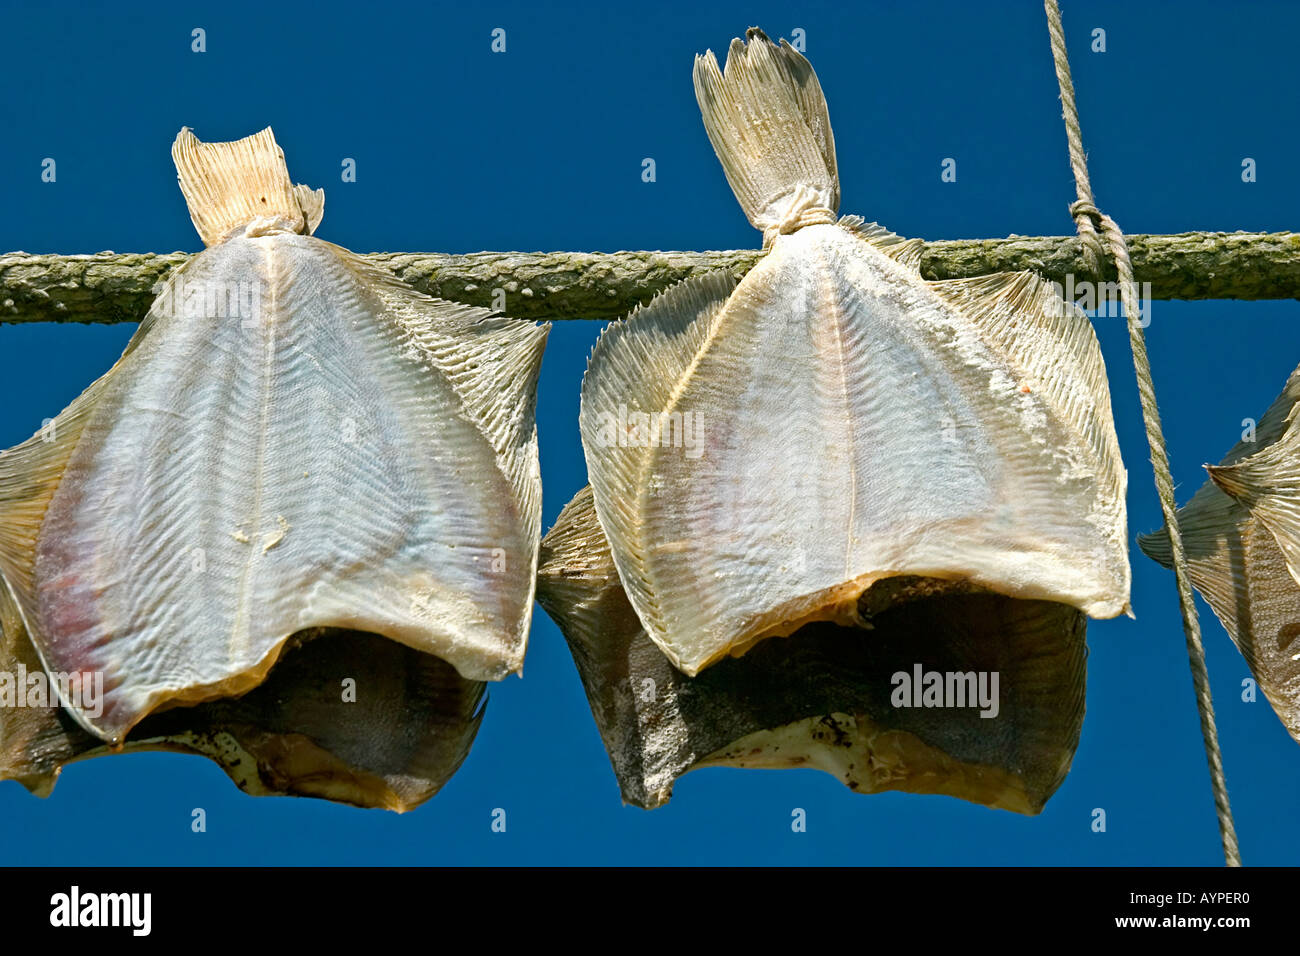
1, 0, 1297, 865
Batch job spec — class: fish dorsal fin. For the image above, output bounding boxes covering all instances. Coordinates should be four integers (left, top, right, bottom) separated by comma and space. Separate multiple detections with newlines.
1206, 411, 1300, 586
929, 269, 1129, 571
579, 271, 738, 672
1139, 362, 1300, 567
172, 127, 322, 246
838, 215, 926, 271
350, 255, 550, 558
0, 304, 167, 739
694, 29, 839, 243
1140, 493, 1300, 742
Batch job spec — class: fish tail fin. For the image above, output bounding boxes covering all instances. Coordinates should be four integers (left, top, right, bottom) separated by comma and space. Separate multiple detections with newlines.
693, 27, 839, 243
172, 127, 324, 246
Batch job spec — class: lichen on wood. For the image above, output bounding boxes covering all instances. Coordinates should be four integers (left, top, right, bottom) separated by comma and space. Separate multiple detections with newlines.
2, 231, 1297, 326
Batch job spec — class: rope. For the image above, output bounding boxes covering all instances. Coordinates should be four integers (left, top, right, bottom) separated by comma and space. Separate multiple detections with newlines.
759, 184, 838, 249
1043, 0, 1242, 867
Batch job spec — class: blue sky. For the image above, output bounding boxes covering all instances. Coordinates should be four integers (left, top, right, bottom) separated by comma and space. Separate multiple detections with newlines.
0, 0, 1297, 865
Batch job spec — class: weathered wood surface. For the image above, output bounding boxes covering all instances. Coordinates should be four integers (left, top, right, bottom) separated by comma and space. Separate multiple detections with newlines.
2, 231, 1297, 325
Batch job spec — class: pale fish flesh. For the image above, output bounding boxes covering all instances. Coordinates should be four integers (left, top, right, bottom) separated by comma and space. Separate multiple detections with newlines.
577, 29, 1129, 679
0, 128, 546, 807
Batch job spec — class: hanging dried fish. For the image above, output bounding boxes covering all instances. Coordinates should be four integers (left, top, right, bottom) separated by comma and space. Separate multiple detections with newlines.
0, 127, 547, 782
1139, 363, 1300, 741
538, 486, 1087, 812
577, 29, 1130, 678
549, 28, 1129, 810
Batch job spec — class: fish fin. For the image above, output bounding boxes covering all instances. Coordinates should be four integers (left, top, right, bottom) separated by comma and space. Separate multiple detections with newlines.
1206, 415, 1300, 586
0, 298, 170, 742
0, 336, 148, 737
0, 397, 98, 615
293, 183, 325, 235
578, 270, 738, 670
0, 432, 64, 631
1138, 362, 1300, 564
1139, 485, 1300, 742
342, 251, 551, 573
929, 269, 1130, 608
536, 485, 675, 808
693, 28, 838, 234
172, 127, 320, 246
428, 308, 550, 628
838, 216, 925, 270
413, 310, 550, 541
334, 257, 549, 678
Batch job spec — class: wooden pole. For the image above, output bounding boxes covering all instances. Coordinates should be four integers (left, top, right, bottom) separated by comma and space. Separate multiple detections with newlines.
2, 230, 1297, 325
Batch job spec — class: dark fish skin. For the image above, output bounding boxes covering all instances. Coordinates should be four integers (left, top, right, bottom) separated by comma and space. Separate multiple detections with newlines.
1, 624, 484, 812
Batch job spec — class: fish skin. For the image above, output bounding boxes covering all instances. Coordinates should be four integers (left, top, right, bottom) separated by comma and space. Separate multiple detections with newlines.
577, 31, 1129, 677
580, 223, 1128, 676
0, 613, 485, 811
0, 128, 548, 749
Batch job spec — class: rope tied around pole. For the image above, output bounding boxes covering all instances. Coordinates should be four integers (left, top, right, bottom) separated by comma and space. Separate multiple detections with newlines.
1067, 199, 1108, 276
1043, 0, 1242, 867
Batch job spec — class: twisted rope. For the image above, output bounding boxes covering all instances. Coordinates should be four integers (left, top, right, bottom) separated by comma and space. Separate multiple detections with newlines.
1044, 0, 1241, 866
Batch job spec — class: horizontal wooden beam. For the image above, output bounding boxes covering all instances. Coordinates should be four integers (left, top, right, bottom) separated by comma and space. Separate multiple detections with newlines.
2, 231, 1296, 325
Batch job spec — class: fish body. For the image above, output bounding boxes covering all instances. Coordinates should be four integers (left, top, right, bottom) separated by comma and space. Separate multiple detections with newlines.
545, 29, 1129, 810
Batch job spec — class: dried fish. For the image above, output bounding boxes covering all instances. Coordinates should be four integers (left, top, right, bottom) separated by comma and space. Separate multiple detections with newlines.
577, 30, 1129, 679
544, 29, 1129, 810
0, 127, 547, 788
1139, 364, 1300, 741
538, 486, 1087, 813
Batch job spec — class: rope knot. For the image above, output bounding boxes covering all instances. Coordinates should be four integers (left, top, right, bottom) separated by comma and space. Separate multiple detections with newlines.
756, 184, 837, 249
1067, 198, 1107, 277
1068, 198, 1101, 224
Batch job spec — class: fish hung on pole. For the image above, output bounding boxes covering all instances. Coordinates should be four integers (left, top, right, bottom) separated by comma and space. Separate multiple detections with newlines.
543, 28, 1131, 811
0, 127, 548, 809
1140, 363, 1300, 743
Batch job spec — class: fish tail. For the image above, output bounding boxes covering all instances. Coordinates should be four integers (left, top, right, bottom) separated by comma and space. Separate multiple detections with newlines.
693, 28, 839, 242
171, 127, 324, 247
